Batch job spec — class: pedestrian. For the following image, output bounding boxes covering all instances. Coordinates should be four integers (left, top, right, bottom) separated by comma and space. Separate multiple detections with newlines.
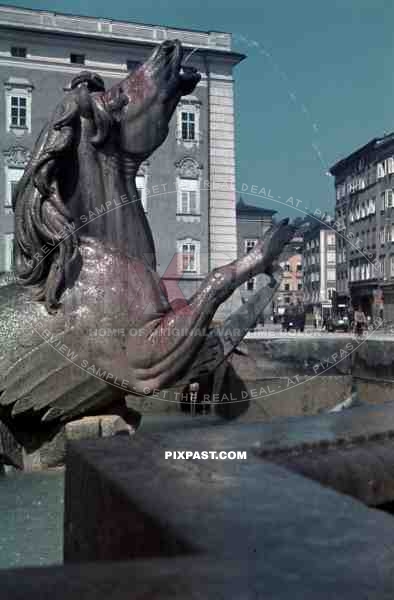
353, 305, 367, 337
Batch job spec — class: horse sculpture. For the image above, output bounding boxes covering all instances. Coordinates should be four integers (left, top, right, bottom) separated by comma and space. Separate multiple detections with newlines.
0, 40, 295, 465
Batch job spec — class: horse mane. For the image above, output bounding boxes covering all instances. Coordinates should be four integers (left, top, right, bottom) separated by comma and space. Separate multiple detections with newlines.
13, 72, 115, 313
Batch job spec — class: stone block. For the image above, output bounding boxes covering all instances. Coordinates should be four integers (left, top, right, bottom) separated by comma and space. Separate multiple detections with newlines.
21, 416, 134, 471
61, 424, 394, 597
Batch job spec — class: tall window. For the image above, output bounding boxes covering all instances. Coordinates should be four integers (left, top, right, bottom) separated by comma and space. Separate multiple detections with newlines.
10, 96, 26, 128
377, 158, 394, 179
5, 78, 33, 133
327, 251, 336, 264
245, 239, 257, 254
177, 239, 200, 274
182, 243, 196, 272
327, 268, 336, 281
181, 189, 197, 213
327, 233, 335, 245
135, 174, 147, 211
5, 167, 24, 215
0, 233, 14, 272
177, 178, 199, 215
385, 189, 394, 208
181, 111, 195, 141
177, 102, 200, 145
377, 163, 385, 179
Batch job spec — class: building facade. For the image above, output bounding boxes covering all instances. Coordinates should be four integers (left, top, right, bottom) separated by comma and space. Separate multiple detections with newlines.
0, 5, 244, 316
273, 233, 304, 317
303, 223, 336, 320
236, 196, 276, 314
330, 133, 394, 320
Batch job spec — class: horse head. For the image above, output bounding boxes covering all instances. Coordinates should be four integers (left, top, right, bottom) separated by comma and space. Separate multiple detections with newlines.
12, 40, 200, 311
104, 39, 200, 159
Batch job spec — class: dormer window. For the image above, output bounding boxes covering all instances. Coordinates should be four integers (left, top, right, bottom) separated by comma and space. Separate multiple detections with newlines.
70, 53, 85, 65
11, 47, 26, 58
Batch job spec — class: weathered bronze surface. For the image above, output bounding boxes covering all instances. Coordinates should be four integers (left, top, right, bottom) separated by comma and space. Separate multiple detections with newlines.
0, 40, 294, 460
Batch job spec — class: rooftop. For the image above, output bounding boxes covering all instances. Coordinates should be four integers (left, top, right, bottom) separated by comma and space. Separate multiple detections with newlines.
329, 131, 394, 176
0, 3, 234, 52
236, 197, 277, 217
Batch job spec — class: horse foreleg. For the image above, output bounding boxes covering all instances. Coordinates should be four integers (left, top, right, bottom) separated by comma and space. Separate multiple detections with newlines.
129, 220, 294, 390
186, 218, 294, 317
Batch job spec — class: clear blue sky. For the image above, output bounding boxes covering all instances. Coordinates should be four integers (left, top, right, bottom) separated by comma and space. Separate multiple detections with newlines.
4, 0, 393, 217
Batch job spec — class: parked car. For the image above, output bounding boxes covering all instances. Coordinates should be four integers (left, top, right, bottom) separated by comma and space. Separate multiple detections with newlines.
325, 316, 350, 332
282, 309, 305, 333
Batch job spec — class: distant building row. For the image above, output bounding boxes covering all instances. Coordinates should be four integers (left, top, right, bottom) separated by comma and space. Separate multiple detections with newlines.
330, 133, 394, 320
236, 197, 304, 317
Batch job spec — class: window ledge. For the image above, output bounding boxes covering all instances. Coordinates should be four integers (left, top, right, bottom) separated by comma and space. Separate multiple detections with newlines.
176, 212, 201, 217
9, 125, 29, 137
176, 213, 201, 223
176, 137, 200, 146
179, 271, 201, 278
